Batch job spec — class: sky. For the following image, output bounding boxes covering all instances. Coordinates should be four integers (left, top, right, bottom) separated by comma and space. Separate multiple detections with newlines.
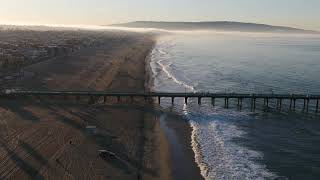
0, 0, 319, 30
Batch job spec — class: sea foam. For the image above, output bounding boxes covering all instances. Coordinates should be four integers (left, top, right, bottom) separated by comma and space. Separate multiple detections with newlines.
184, 106, 277, 180
151, 40, 196, 92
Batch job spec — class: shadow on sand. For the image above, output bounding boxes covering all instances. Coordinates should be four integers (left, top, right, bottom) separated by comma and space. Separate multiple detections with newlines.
0, 100, 160, 178
0, 140, 45, 180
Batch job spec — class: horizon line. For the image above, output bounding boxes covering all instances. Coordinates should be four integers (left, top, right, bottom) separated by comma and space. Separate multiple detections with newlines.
0, 20, 319, 32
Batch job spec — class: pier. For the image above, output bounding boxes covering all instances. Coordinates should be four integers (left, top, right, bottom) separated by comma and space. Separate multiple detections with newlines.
2, 90, 320, 112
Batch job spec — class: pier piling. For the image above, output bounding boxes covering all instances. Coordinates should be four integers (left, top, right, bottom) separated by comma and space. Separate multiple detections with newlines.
227, 98, 229, 108
224, 98, 229, 108
306, 98, 310, 112
158, 96, 161, 104
211, 97, 215, 106
185, 97, 188, 105
171, 97, 175, 104
303, 99, 307, 111
251, 98, 255, 111
316, 99, 319, 113
263, 98, 269, 111
198, 97, 202, 105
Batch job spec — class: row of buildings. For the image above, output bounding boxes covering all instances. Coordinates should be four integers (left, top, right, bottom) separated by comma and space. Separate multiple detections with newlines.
0, 30, 109, 71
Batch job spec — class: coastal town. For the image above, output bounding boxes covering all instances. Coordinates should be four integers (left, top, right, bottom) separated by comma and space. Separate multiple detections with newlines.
0, 28, 109, 69
0, 27, 123, 88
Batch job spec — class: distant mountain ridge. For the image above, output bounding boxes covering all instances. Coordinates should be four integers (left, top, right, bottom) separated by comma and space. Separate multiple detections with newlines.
112, 21, 318, 34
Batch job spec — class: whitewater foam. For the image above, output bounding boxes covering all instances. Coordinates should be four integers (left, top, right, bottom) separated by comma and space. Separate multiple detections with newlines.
186, 105, 210, 178
183, 105, 277, 180
157, 59, 195, 91
151, 41, 196, 92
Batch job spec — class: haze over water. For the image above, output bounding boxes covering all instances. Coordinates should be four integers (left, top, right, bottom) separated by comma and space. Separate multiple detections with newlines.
150, 32, 320, 179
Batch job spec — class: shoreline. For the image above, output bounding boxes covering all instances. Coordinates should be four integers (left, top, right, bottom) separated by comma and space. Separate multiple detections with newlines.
190, 122, 209, 179
146, 37, 204, 180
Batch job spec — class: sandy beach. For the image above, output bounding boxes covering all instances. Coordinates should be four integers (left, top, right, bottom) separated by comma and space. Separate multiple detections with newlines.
0, 30, 202, 180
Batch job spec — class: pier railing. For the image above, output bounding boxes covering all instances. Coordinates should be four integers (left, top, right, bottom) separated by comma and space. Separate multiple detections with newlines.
1, 90, 319, 112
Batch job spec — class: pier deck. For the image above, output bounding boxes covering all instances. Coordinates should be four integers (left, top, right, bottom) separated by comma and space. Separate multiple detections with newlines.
2, 90, 320, 112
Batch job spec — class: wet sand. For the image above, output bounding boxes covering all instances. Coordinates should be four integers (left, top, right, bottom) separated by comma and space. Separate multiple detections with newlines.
0, 31, 203, 180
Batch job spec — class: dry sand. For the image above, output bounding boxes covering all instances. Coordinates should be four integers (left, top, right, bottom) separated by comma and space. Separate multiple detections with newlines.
0, 31, 203, 180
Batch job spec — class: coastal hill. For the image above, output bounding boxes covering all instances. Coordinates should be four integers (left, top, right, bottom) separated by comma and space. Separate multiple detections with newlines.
112, 21, 318, 34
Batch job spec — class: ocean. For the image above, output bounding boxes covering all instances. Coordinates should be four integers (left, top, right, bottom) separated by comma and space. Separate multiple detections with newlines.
150, 31, 320, 180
